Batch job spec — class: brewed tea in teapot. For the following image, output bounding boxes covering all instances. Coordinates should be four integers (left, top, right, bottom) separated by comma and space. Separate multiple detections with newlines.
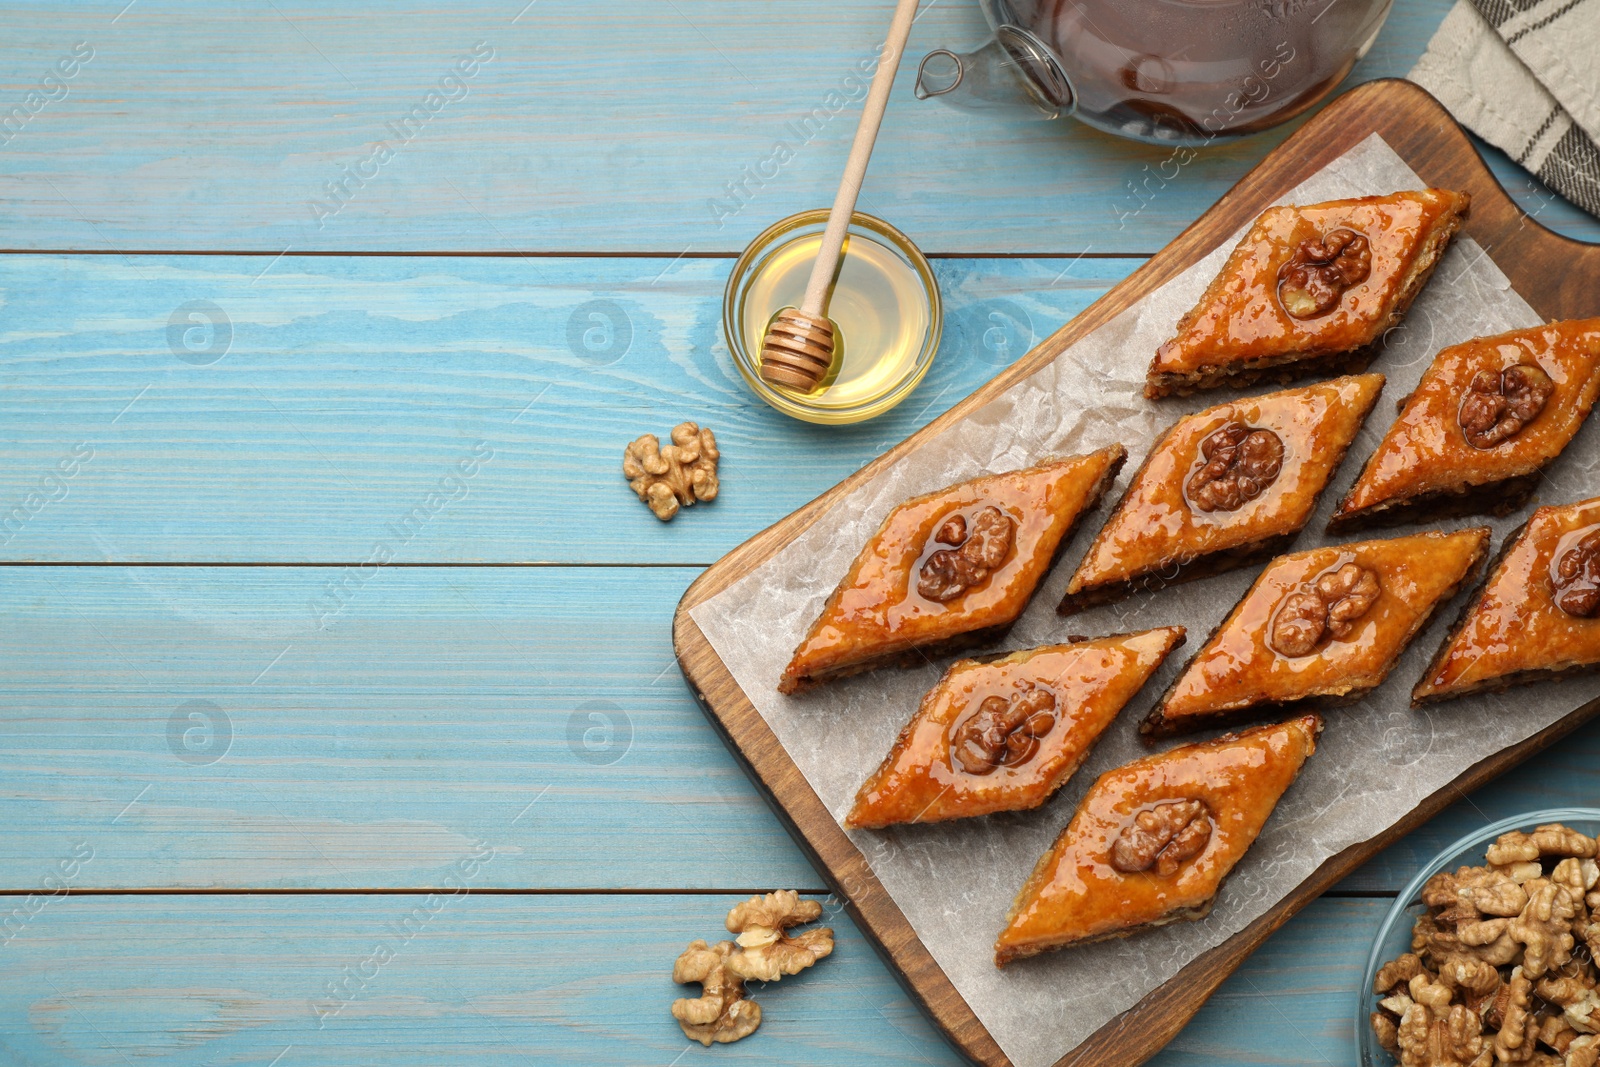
916, 0, 1393, 143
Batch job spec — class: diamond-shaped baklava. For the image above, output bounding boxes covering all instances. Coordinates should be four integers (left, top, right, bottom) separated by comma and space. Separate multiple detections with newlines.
844, 627, 1185, 830
994, 714, 1321, 965
1059, 374, 1385, 614
1146, 189, 1469, 398
1415, 497, 1600, 704
1142, 528, 1489, 737
1330, 319, 1600, 533
779, 446, 1127, 695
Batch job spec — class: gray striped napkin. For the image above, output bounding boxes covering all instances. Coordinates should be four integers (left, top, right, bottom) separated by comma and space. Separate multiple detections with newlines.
1410, 0, 1600, 218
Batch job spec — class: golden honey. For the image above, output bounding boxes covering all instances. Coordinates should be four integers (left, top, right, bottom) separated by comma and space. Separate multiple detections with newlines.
725, 210, 941, 424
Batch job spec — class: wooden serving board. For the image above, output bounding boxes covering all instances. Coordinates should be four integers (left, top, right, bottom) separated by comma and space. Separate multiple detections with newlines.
672, 79, 1600, 1067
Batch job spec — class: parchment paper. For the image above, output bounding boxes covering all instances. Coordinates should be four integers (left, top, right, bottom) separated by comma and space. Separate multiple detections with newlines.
691, 135, 1600, 1067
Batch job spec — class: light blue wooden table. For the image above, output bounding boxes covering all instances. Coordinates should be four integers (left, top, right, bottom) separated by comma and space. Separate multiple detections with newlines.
2, 2, 1597, 1064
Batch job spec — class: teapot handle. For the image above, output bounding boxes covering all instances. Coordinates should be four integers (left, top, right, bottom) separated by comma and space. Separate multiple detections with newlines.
914, 50, 966, 100
913, 29, 1074, 118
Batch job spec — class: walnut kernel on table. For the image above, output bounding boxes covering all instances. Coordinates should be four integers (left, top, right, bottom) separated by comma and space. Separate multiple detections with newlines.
725, 890, 835, 982
1370, 824, 1600, 1067
669, 891, 834, 1046
671, 939, 761, 1046
623, 421, 719, 521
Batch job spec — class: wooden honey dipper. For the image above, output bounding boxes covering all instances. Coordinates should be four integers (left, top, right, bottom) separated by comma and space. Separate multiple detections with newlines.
759, 0, 922, 392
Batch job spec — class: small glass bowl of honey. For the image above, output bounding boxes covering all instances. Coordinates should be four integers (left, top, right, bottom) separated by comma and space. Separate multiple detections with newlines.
723, 210, 942, 425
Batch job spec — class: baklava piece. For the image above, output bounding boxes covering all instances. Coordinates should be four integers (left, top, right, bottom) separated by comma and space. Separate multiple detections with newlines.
1060, 374, 1385, 614
1146, 189, 1469, 398
1415, 497, 1600, 703
994, 714, 1321, 965
779, 446, 1127, 695
1143, 528, 1489, 738
845, 627, 1185, 830
1330, 319, 1600, 532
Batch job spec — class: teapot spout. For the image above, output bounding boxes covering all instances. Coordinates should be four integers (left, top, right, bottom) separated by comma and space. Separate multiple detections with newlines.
914, 28, 1073, 120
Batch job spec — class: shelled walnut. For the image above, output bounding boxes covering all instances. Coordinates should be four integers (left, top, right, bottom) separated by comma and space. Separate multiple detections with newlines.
1553, 528, 1600, 619
916, 505, 1016, 602
623, 421, 719, 521
1270, 562, 1382, 658
1185, 422, 1284, 513
724, 890, 834, 983
949, 686, 1057, 775
1110, 799, 1213, 878
671, 939, 761, 1045
1459, 363, 1554, 450
1370, 823, 1600, 1067
1278, 227, 1372, 318
669, 891, 833, 1046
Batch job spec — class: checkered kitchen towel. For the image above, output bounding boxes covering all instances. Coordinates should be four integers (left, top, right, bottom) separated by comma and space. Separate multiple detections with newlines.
1411, 0, 1600, 218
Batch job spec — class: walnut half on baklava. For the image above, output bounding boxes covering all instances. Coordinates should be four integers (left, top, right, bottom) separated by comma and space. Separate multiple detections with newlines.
1146, 189, 1469, 398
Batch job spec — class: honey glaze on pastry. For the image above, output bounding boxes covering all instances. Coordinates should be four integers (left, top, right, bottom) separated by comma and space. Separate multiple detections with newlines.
844, 628, 1185, 830
1185, 422, 1285, 512
1146, 189, 1469, 398
1267, 561, 1382, 657
1331, 319, 1600, 532
1415, 498, 1600, 704
993, 714, 1322, 966
1143, 528, 1490, 738
950, 685, 1056, 775
779, 446, 1127, 695
1278, 228, 1371, 318
916, 506, 1016, 602
1060, 374, 1384, 614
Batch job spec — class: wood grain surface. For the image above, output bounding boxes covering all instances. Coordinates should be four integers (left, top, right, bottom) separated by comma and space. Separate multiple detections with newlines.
673, 80, 1600, 1067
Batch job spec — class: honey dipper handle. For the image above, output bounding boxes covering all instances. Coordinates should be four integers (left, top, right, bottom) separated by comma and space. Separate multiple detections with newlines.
799, 0, 921, 318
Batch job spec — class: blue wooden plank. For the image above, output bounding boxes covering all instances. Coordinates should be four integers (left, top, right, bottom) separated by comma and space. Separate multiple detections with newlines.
0, 892, 1377, 1066
0, 565, 820, 891
3, 561, 1598, 893
0, 253, 1126, 564
0, 894, 956, 1067
1154, 897, 1377, 1067
0, 1, 1591, 254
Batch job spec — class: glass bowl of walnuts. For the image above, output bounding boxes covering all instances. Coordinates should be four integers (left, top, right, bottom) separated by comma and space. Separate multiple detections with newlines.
1359, 808, 1600, 1067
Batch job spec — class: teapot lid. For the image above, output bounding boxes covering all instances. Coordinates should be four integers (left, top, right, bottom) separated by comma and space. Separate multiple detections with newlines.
995, 24, 1073, 114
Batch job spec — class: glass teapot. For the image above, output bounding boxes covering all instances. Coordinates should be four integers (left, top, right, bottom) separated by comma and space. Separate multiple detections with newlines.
915, 0, 1394, 144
